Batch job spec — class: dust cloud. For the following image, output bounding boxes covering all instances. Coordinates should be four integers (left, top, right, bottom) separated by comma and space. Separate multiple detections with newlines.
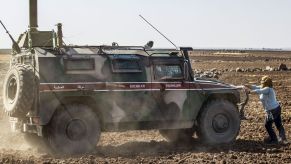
0, 117, 30, 151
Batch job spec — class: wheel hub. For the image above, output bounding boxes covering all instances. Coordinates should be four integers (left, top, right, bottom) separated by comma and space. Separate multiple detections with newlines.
66, 119, 87, 141
7, 76, 17, 104
212, 114, 229, 133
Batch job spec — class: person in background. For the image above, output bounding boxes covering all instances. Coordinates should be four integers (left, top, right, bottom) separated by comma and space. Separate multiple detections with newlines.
245, 76, 288, 145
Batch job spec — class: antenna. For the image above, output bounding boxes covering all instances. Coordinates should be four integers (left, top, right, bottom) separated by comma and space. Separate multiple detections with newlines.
139, 15, 178, 50
0, 20, 21, 53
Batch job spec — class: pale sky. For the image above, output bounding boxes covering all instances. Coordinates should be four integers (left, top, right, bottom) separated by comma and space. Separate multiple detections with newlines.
0, 0, 290, 49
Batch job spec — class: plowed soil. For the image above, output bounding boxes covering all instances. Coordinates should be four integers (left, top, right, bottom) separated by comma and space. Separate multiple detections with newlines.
0, 51, 290, 164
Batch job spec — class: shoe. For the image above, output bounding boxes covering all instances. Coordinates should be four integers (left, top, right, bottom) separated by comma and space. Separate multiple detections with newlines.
278, 138, 289, 145
263, 137, 278, 145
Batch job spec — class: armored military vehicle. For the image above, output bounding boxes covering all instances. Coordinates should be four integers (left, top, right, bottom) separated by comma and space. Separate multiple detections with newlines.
2, 0, 247, 155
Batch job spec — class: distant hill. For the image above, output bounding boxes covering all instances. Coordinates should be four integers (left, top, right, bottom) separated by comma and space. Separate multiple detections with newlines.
0, 49, 11, 54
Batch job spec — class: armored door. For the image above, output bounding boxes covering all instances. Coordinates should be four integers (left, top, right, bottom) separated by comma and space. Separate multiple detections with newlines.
150, 57, 192, 128
105, 54, 157, 125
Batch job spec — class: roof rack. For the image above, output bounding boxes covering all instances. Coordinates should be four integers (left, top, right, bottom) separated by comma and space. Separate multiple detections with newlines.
63, 45, 146, 51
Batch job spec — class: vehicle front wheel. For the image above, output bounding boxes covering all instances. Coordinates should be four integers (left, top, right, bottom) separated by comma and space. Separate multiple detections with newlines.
197, 100, 240, 144
47, 104, 101, 155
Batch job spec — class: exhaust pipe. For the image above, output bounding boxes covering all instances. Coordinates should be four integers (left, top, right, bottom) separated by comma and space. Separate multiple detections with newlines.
57, 23, 63, 48
29, 0, 38, 31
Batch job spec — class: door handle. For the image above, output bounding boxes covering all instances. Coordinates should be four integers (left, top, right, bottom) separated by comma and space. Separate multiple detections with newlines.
160, 84, 166, 92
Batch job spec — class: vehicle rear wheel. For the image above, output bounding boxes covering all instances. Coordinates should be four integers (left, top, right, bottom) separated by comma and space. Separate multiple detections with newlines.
197, 100, 240, 144
47, 104, 101, 155
2, 64, 35, 117
159, 129, 194, 142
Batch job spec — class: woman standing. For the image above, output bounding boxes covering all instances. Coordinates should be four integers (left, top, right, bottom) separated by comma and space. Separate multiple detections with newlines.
245, 76, 288, 144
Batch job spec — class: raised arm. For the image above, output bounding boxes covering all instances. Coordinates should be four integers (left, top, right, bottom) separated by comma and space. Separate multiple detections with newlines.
253, 87, 270, 94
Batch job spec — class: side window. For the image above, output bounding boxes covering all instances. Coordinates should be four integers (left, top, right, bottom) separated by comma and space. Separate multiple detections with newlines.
154, 64, 183, 80
110, 56, 142, 73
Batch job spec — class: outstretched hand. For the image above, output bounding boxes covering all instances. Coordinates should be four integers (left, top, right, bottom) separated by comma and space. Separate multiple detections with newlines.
243, 85, 251, 94
244, 84, 252, 89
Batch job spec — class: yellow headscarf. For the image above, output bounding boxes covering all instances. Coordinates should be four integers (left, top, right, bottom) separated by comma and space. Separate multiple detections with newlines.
260, 76, 273, 88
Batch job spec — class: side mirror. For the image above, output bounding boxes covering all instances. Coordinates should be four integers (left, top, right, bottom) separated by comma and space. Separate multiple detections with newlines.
183, 60, 189, 80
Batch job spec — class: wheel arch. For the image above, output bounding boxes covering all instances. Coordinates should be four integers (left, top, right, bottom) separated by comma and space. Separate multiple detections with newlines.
39, 96, 104, 128
204, 92, 240, 108
196, 91, 240, 120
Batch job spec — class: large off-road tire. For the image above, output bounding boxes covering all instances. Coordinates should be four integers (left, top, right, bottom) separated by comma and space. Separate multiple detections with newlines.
159, 129, 194, 142
47, 104, 101, 155
197, 100, 240, 144
2, 64, 35, 117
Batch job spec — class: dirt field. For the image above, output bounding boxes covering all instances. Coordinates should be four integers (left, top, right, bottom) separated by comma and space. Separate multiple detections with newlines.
0, 51, 290, 163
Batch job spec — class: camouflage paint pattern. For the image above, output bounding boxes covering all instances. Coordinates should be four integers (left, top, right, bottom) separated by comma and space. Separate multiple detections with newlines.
24, 46, 241, 131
